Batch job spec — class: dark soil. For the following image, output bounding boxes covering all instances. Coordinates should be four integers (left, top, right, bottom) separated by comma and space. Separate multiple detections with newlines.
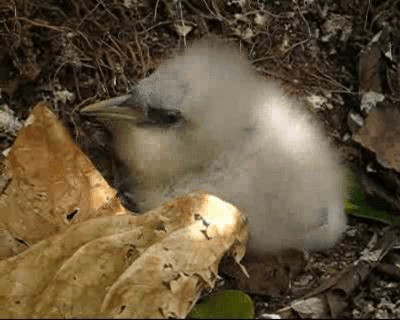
1, 0, 400, 318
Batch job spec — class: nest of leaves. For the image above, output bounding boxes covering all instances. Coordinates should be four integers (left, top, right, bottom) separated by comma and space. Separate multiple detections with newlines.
1, 0, 400, 318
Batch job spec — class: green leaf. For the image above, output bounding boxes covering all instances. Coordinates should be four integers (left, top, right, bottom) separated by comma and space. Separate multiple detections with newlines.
188, 290, 254, 319
345, 170, 400, 225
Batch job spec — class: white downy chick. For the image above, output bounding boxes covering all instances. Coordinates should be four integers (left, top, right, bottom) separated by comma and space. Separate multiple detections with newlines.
81, 38, 347, 255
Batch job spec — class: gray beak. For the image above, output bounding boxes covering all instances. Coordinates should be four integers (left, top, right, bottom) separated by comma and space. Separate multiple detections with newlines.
80, 93, 185, 128
80, 94, 146, 122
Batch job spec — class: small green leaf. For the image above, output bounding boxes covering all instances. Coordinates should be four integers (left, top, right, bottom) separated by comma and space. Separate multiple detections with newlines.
188, 290, 254, 319
345, 170, 400, 225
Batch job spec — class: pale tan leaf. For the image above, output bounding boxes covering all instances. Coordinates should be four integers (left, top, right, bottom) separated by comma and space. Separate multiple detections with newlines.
0, 214, 138, 318
100, 192, 249, 318
0, 102, 126, 247
0, 192, 249, 319
0, 226, 27, 260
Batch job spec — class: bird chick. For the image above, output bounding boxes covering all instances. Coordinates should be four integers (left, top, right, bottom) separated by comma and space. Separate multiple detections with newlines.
81, 38, 347, 255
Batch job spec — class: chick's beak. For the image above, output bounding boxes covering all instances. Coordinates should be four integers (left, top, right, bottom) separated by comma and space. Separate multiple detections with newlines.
80, 94, 146, 122
80, 93, 185, 128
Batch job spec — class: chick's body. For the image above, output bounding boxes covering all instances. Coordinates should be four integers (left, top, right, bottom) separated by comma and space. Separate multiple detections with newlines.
105, 39, 347, 254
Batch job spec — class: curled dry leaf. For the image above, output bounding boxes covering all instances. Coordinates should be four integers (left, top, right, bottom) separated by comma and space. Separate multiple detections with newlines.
0, 214, 139, 318
0, 191, 249, 319
100, 194, 249, 318
0, 102, 126, 247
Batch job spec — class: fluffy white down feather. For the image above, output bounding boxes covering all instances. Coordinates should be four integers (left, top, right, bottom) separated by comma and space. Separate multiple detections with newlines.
109, 39, 347, 254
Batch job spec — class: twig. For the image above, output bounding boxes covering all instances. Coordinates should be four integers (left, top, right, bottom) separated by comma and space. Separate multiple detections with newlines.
154, 0, 160, 21
76, 2, 101, 30
137, 21, 173, 34
11, 17, 68, 32
364, 0, 371, 30
73, 67, 81, 101
134, 27, 146, 76
178, 0, 187, 47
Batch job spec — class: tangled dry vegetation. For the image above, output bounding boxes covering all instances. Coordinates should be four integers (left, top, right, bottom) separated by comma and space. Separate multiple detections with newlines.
1, 0, 398, 166
1, 0, 400, 318
0, 0, 367, 123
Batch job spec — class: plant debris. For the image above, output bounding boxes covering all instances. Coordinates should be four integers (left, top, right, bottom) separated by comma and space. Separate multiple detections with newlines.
1, 0, 400, 318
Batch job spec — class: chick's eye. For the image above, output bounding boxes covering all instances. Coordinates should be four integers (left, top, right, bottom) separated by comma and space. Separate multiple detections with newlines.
166, 112, 179, 124
159, 109, 184, 126
139, 107, 184, 128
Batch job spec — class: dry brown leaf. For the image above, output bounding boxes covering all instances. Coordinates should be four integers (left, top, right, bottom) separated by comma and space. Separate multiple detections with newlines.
0, 102, 126, 247
220, 249, 306, 297
0, 191, 249, 319
359, 46, 382, 93
221, 254, 289, 296
352, 103, 400, 172
99, 192, 248, 319
0, 214, 139, 318
0, 226, 28, 260
101, 195, 248, 318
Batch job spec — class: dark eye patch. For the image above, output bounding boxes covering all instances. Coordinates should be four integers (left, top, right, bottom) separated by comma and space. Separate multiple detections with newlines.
165, 111, 181, 124
137, 107, 185, 128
